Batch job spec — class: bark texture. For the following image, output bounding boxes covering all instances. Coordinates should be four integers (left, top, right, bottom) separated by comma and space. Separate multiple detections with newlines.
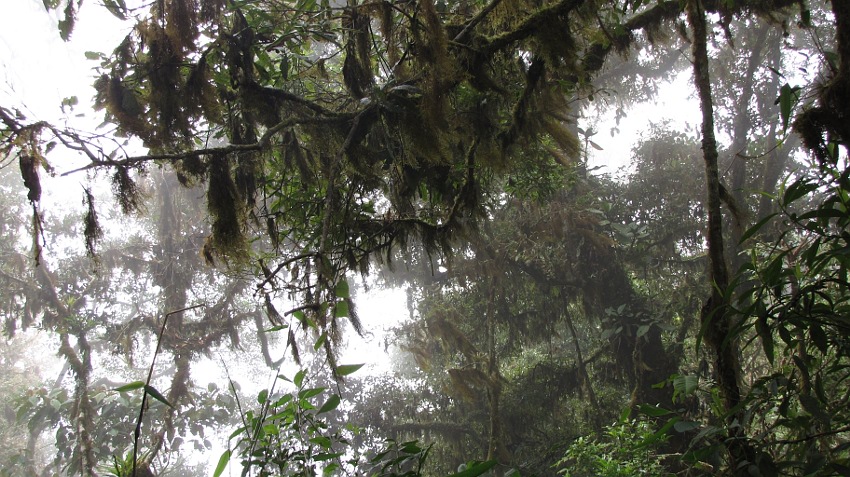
687, 0, 755, 472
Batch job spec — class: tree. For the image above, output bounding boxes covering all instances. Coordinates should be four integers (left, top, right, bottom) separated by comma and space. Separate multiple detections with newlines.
0, 165, 270, 475
2, 0, 850, 475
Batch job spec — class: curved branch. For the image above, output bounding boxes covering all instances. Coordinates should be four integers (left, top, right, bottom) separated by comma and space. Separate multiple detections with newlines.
60, 115, 353, 176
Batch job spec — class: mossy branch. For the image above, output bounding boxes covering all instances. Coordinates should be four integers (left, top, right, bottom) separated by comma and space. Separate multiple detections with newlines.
60, 115, 353, 176
484, 0, 583, 53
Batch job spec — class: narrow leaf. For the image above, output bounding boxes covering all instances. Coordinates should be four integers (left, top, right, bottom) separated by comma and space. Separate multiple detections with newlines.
314, 332, 327, 351
298, 387, 326, 400
144, 385, 174, 408
779, 83, 792, 131
756, 316, 775, 365
113, 381, 145, 392
213, 450, 231, 477
638, 404, 674, 417
334, 363, 364, 377
739, 213, 777, 244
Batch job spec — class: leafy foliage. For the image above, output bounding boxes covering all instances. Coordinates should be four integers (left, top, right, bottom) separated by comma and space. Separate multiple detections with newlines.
556, 418, 673, 477
2, 0, 850, 476
221, 368, 500, 477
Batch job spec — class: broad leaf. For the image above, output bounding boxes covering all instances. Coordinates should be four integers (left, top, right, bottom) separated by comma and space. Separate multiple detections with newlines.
318, 394, 341, 414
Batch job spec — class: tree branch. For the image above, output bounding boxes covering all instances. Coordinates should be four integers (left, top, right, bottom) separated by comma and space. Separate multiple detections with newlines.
60, 115, 352, 176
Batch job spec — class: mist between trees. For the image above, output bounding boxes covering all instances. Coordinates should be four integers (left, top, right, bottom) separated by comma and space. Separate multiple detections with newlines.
1, 0, 850, 476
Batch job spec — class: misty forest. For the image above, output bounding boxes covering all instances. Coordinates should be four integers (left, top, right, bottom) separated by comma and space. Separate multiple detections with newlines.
1, 0, 849, 475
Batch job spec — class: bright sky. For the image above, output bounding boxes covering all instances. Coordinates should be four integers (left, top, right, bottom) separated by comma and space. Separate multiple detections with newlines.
0, 1, 130, 120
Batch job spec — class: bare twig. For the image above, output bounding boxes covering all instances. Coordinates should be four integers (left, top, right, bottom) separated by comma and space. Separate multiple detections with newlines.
132, 303, 205, 477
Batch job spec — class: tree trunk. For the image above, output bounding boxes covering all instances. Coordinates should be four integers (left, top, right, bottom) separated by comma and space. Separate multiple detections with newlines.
687, 0, 755, 472
564, 311, 601, 430
485, 287, 510, 463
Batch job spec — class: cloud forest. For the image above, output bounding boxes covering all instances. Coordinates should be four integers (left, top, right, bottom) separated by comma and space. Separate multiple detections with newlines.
1, 0, 849, 476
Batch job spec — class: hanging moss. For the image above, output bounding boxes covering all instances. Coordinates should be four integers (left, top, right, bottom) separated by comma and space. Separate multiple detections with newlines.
164, 0, 199, 53
199, 0, 224, 23
112, 166, 145, 215
82, 188, 103, 258
342, 6, 374, 99
174, 153, 208, 186
184, 55, 222, 123
235, 152, 260, 207
94, 75, 149, 140
283, 131, 317, 185
18, 155, 41, 203
206, 154, 245, 258
540, 117, 581, 161
138, 21, 190, 145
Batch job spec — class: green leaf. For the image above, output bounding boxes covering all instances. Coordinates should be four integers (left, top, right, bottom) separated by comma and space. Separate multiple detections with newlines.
673, 375, 699, 396
673, 420, 700, 433
318, 394, 341, 414
783, 179, 817, 207
618, 406, 632, 423
334, 363, 364, 377
228, 425, 247, 439
800, 8, 811, 27
298, 387, 326, 400
113, 381, 145, 392
796, 208, 847, 221
58, 1, 75, 41
294, 369, 306, 388
638, 404, 673, 417
314, 332, 327, 351
755, 315, 775, 365
84, 51, 102, 60
213, 449, 231, 477
334, 300, 350, 318
641, 416, 680, 447
314, 452, 344, 461
335, 279, 350, 298
809, 324, 829, 354
800, 395, 831, 424
779, 83, 793, 131
323, 463, 340, 475
448, 460, 498, 477
310, 436, 333, 448
144, 385, 173, 408
739, 213, 777, 244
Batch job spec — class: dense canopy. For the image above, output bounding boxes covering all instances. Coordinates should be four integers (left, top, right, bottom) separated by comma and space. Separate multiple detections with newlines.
1, 0, 850, 475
